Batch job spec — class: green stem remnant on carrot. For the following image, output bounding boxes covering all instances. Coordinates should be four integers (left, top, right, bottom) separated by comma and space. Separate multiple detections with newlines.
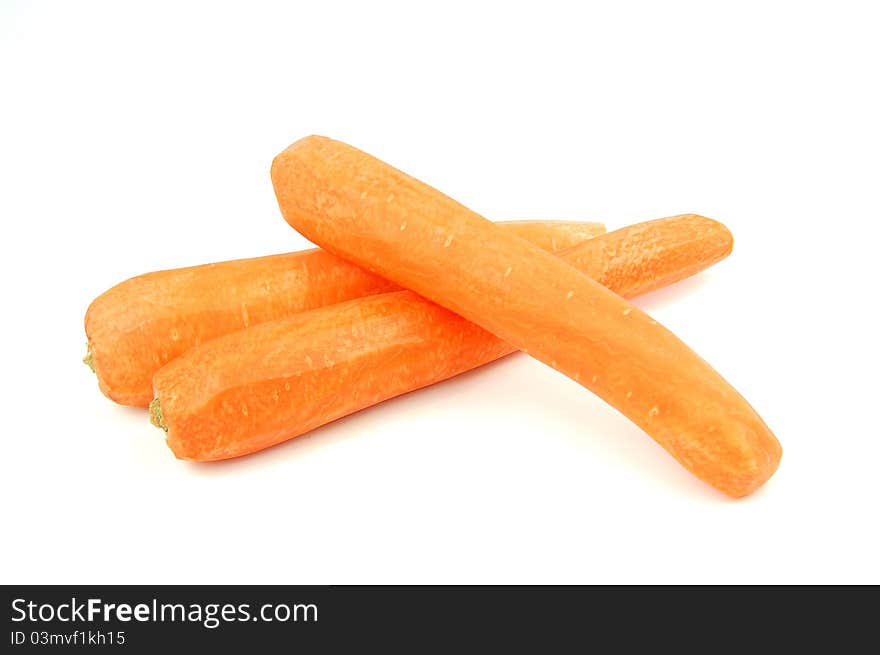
152, 215, 735, 469
270, 136, 781, 497
83, 342, 95, 373
84, 220, 604, 407
149, 398, 167, 432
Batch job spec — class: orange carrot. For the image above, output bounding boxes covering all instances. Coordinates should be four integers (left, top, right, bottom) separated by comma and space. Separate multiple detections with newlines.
270, 135, 781, 497
152, 215, 732, 464
84, 219, 604, 406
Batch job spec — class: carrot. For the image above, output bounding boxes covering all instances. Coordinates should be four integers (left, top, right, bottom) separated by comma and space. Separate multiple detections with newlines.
152, 215, 733, 464
270, 135, 782, 497
84, 219, 604, 407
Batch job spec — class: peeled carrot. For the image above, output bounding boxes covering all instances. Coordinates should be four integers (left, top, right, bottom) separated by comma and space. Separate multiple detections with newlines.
270, 135, 782, 497
84, 219, 604, 407
152, 215, 733, 464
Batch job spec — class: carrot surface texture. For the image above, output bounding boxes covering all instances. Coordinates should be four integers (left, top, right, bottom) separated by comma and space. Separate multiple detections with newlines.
152, 215, 734, 467
84, 219, 604, 407
270, 135, 782, 497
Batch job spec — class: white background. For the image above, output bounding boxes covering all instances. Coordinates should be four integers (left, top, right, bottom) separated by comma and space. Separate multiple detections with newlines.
1, 1, 878, 584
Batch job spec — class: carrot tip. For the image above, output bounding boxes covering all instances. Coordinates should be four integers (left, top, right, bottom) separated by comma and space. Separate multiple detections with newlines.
83, 342, 95, 373
149, 398, 167, 432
